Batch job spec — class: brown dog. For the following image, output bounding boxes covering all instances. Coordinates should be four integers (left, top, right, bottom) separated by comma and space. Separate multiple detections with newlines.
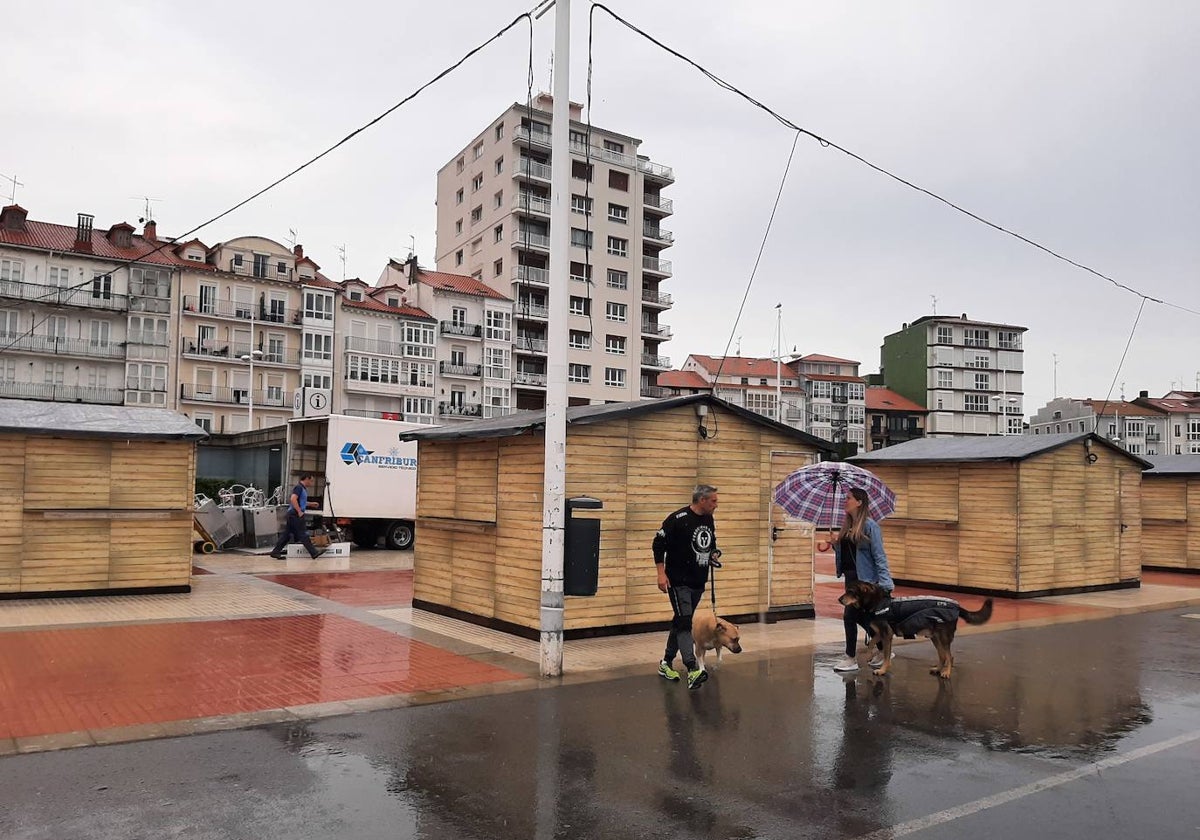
692, 609, 743, 670
838, 581, 993, 678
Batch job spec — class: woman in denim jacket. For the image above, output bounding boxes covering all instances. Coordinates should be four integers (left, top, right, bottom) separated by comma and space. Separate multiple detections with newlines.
817, 487, 894, 672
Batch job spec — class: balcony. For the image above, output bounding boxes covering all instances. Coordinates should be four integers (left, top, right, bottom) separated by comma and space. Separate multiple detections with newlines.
181, 338, 298, 365
515, 301, 549, 320
0, 278, 128, 312
438, 401, 483, 418
641, 289, 673, 308
643, 222, 674, 244
514, 192, 552, 215
344, 375, 427, 396
514, 371, 547, 387
1145, 433, 1162, 442
640, 385, 670, 398
637, 158, 675, 183
642, 256, 673, 276
0, 381, 124, 404
128, 296, 172, 314
640, 322, 672, 340
1, 333, 125, 360
183, 295, 300, 326
516, 158, 552, 181
440, 361, 483, 378
512, 265, 550, 287
127, 329, 171, 347
515, 335, 548, 354
513, 230, 551, 251
440, 320, 482, 339
226, 259, 293, 281
640, 353, 671, 369
345, 335, 405, 356
514, 124, 553, 147
344, 408, 407, 421
643, 193, 674, 215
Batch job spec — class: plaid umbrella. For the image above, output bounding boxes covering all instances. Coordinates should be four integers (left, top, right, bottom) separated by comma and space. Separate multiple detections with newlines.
772, 461, 897, 530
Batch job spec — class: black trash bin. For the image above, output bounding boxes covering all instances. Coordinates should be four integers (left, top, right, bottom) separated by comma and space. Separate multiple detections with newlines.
564, 496, 603, 596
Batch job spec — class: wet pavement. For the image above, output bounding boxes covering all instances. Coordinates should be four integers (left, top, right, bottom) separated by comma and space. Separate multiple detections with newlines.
1, 608, 1197, 839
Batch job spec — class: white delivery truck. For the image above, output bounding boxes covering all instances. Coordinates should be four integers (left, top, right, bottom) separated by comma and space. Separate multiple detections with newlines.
285, 414, 426, 550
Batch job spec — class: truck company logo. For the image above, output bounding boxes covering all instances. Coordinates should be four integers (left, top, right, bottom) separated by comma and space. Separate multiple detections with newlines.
339, 442, 417, 470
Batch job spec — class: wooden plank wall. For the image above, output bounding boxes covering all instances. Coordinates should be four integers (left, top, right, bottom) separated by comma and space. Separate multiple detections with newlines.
957, 462, 1018, 590
1141, 476, 1189, 569
4, 435, 195, 594
868, 463, 964, 586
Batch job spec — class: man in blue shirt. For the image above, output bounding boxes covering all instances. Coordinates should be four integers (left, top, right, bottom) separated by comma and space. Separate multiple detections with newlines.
270, 473, 327, 560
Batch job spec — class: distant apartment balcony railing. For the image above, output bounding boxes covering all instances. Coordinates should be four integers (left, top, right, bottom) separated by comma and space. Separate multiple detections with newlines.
515, 335, 548, 353
642, 256, 673, 275
183, 295, 299, 325
512, 265, 550, 287
127, 329, 170, 346
1145, 432, 1162, 442
440, 361, 483, 377
182, 338, 298, 364
227, 259, 293, 281
128, 296, 172, 314
643, 193, 674, 214
637, 158, 675, 182
344, 408, 407, 421
786, 408, 805, 421
514, 371, 547, 387
640, 353, 671, 368
640, 322, 672, 340
1, 333, 125, 359
344, 335, 406, 356
515, 301, 549, 320
179, 384, 280, 406
643, 223, 674, 243
440, 320, 482, 338
516, 158, 553, 181
514, 125, 553, 146
125, 378, 167, 392
0, 381, 124, 404
832, 394, 849, 404
514, 231, 551, 250
0, 278, 128, 312
641, 289, 673, 307
514, 192, 552, 215
438, 401, 483, 418
640, 385, 670, 398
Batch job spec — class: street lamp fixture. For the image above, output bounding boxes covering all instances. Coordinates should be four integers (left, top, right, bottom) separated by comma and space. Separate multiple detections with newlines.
991, 394, 1018, 436
240, 348, 264, 430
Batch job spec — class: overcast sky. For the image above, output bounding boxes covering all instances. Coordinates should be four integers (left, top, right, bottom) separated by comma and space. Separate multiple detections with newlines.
5, 1, 1198, 412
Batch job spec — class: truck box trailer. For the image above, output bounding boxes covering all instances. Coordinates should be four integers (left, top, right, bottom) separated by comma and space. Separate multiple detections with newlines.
285, 414, 426, 550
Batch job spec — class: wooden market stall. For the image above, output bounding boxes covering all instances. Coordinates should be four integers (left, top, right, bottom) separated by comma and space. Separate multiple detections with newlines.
851, 433, 1149, 597
399, 394, 834, 638
0, 399, 207, 597
1141, 455, 1200, 572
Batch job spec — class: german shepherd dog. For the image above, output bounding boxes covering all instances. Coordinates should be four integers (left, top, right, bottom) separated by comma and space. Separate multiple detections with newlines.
838, 581, 993, 678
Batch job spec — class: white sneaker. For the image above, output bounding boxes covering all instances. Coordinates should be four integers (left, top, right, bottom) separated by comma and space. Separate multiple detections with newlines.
833, 656, 859, 672
868, 652, 895, 669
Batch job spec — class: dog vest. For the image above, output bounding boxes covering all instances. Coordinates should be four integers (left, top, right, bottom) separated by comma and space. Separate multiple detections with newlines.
871, 596, 961, 639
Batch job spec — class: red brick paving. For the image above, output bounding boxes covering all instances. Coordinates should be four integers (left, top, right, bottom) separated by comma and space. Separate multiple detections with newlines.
1143, 569, 1200, 587
0, 614, 521, 740
258, 570, 413, 607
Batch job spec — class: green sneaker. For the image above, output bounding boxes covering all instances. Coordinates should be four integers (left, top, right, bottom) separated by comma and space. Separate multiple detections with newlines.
658, 660, 680, 681
687, 667, 708, 690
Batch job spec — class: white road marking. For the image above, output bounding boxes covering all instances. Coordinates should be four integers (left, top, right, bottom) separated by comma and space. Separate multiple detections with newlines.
857, 730, 1200, 840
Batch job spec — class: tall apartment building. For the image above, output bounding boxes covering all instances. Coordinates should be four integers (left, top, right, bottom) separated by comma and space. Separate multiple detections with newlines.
0, 204, 203, 410
434, 94, 675, 409
880, 314, 1027, 437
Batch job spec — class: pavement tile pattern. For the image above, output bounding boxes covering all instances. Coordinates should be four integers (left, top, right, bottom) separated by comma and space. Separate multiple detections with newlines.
258, 570, 413, 607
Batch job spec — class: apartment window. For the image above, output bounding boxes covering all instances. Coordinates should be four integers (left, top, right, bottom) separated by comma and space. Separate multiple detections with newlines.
609, 170, 629, 191
605, 367, 626, 388
44, 362, 65, 385
455, 249, 464, 267
964, 328, 990, 347
571, 161, 593, 181
568, 363, 591, 383
933, 346, 953, 367
483, 385, 510, 418
1188, 421, 1200, 441
966, 352, 990, 369
607, 269, 628, 290
606, 335, 626, 355
997, 330, 1020, 349
569, 262, 592, 283
494, 124, 504, 142
47, 265, 69, 288
936, 325, 953, 344
606, 302, 627, 322
486, 309, 512, 341
493, 258, 503, 277
493, 224, 504, 244
937, 370, 953, 389
470, 142, 484, 162
303, 332, 333, 361
471, 237, 483, 255
455, 188, 464, 205
964, 393, 989, 412
570, 229, 593, 249
456, 157, 465, 174
568, 330, 591, 349
92, 272, 113, 300
974, 373, 990, 391
603, 139, 624, 154
494, 157, 504, 175
608, 203, 628, 224
304, 292, 333, 321
0, 258, 25, 282
606, 237, 628, 257
455, 219, 463, 235
1127, 420, 1145, 436
470, 206, 483, 225
569, 296, 590, 316
493, 190, 503, 209
303, 373, 332, 389
571, 195, 593, 215
125, 362, 166, 392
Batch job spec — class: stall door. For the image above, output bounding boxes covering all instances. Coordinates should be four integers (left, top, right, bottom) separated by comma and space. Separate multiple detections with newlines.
767, 450, 816, 611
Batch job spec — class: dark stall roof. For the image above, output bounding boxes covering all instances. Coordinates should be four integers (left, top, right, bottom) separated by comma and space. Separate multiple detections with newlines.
1143, 454, 1200, 475
0, 399, 208, 441
851, 432, 1151, 468
398, 394, 835, 451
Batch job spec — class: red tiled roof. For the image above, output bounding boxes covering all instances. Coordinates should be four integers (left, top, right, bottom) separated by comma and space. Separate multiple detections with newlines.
800, 353, 859, 365
686, 354, 788, 378
1081, 399, 1166, 417
866, 387, 926, 412
415, 269, 511, 301
658, 370, 711, 389
1136, 398, 1200, 414
804, 373, 866, 383
0, 218, 213, 270
341, 296, 432, 320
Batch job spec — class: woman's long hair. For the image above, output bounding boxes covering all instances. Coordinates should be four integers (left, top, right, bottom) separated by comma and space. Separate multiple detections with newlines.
841, 487, 871, 544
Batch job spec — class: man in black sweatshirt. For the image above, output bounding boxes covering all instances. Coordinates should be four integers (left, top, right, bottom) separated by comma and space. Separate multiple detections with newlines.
653, 484, 721, 690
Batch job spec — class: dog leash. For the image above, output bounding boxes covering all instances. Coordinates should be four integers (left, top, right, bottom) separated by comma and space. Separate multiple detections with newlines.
709, 550, 722, 613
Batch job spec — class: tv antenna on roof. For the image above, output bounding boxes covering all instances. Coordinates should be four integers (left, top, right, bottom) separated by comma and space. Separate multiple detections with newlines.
129, 196, 163, 224
286, 228, 298, 249
931, 294, 937, 313
338, 244, 347, 280
1, 174, 24, 205
408, 235, 416, 259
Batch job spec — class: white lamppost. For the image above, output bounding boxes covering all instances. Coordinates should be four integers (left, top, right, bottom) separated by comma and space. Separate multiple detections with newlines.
240, 348, 263, 429
992, 394, 1018, 435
